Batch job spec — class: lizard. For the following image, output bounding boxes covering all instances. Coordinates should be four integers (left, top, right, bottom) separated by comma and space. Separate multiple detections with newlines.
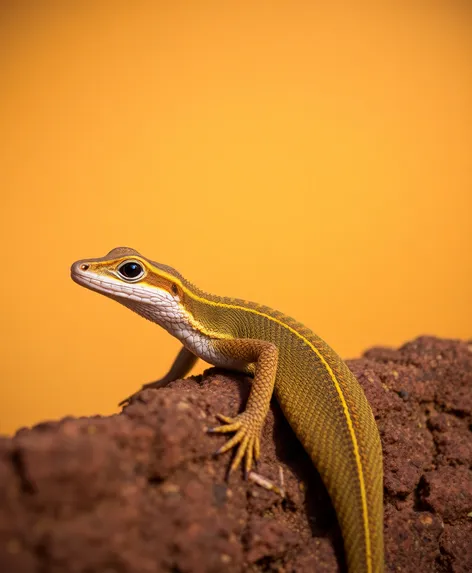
71, 246, 384, 573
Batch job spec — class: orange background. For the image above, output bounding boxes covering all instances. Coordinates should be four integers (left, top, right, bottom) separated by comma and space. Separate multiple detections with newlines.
1, 1, 471, 435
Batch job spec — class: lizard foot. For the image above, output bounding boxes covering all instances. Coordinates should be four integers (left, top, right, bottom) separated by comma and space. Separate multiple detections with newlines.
118, 390, 141, 407
208, 412, 261, 476
118, 385, 154, 407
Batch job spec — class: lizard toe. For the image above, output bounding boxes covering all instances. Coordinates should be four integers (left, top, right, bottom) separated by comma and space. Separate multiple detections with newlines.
211, 412, 262, 474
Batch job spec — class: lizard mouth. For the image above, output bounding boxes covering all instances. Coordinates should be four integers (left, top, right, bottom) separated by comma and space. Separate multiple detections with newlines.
71, 264, 142, 301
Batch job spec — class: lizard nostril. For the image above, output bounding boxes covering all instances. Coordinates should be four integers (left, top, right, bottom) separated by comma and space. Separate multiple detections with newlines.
80, 264, 89, 271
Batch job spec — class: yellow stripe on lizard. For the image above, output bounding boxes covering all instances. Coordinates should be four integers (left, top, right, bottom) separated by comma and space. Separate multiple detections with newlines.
71, 246, 384, 573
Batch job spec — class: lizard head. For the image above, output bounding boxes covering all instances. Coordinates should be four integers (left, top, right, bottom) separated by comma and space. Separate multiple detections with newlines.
70, 247, 187, 327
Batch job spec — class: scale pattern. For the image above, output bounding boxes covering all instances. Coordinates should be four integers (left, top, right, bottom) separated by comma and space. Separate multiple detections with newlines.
185, 292, 384, 573
72, 249, 384, 573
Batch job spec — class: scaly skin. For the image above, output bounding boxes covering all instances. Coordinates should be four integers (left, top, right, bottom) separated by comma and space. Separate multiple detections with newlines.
71, 247, 384, 573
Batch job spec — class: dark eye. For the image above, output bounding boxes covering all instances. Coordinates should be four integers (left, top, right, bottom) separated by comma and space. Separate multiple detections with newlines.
118, 261, 144, 280
171, 283, 178, 295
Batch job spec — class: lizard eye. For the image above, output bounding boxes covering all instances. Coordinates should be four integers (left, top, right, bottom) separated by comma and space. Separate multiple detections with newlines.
118, 261, 144, 281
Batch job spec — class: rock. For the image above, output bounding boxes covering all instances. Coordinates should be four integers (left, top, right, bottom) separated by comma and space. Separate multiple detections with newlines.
0, 336, 470, 572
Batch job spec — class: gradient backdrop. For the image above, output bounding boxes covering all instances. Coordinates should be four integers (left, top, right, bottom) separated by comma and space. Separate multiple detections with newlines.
1, 1, 471, 435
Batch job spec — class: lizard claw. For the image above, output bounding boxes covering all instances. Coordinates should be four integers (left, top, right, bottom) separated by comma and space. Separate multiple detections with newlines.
208, 412, 262, 476
118, 393, 136, 407
118, 379, 171, 407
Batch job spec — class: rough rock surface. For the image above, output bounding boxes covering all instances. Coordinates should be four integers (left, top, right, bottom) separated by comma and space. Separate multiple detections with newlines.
0, 336, 471, 573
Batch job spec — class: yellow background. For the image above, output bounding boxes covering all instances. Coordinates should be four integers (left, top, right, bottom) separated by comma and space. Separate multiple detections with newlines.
1, 1, 471, 435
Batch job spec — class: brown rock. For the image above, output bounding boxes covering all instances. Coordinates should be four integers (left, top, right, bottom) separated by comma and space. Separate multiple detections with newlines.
0, 336, 470, 572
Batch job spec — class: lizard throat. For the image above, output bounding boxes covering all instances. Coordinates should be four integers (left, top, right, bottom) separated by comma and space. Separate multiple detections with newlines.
71, 270, 190, 332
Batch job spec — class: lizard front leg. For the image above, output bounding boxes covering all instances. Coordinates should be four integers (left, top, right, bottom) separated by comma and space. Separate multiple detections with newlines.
119, 346, 198, 406
208, 338, 278, 475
